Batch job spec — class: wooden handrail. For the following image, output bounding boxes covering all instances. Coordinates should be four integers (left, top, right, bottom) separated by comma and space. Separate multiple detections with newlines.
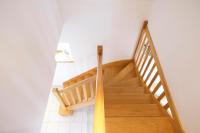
61, 75, 96, 93
93, 45, 105, 133
133, 21, 184, 132
63, 68, 96, 87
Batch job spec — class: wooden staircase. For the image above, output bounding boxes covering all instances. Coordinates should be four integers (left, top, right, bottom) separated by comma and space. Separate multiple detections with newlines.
53, 21, 184, 133
104, 63, 175, 133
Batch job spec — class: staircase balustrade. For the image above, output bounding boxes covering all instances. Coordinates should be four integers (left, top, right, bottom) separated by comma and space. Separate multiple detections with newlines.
53, 75, 96, 115
133, 21, 184, 132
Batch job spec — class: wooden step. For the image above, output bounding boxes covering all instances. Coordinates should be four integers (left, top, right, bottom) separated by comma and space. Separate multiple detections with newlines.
107, 80, 141, 88
105, 85, 143, 90
106, 117, 175, 133
105, 86, 145, 94
107, 62, 135, 84
105, 94, 154, 104
105, 104, 164, 117
108, 82, 142, 88
123, 71, 137, 80
113, 77, 140, 85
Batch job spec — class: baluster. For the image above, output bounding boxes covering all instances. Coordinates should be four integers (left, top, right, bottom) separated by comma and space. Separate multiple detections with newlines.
144, 63, 156, 83
134, 31, 146, 60
147, 72, 159, 88
82, 83, 88, 101
135, 35, 147, 64
141, 56, 153, 78
157, 92, 166, 101
137, 42, 149, 68
52, 88, 66, 107
163, 103, 169, 110
90, 81, 94, 99
139, 46, 151, 74
63, 93, 71, 106
93, 80, 97, 95
69, 91, 76, 105
133, 21, 148, 59
152, 81, 162, 94
52, 88, 73, 115
76, 87, 82, 103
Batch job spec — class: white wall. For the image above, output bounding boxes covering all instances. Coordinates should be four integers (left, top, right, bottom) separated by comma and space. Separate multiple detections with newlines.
53, 0, 152, 86
0, 0, 63, 132
147, 1, 200, 132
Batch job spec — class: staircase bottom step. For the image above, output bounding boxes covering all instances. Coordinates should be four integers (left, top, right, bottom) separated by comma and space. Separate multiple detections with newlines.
106, 117, 174, 133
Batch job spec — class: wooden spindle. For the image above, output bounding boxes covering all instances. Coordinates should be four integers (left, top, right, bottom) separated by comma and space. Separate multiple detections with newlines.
134, 32, 146, 60
152, 81, 162, 94
141, 56, 153, 78
82, 84, 88, 101
76, 87, 82, 103
70, 91, 76, 105
163, 103, 169, 110
147, 72, 159, 88
90, 81, 94, 98
137, 42, 149, 68
144, 63, 156, 83
135, 36, 147, 64
133, 20, 148, 59
63, 93, 71, 106
52, 88, 72, 115
52, 88, 66, 108
136, 46, 146, 70
139, 47, 150, 74
157, 92, 166, 101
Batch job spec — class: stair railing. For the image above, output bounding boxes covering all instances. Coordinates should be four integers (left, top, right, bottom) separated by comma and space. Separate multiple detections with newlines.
53, 74, 96, 115
133, 21, 184, 132
93, 45, 105, 133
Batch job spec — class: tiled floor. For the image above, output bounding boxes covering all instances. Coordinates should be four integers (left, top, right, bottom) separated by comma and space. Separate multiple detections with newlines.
40, 89, 94, 133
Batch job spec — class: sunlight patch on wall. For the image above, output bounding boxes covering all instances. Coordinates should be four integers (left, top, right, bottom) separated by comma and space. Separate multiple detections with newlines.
55, 42, 74, 63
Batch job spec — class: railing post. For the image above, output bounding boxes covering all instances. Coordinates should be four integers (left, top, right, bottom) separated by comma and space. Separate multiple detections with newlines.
52, 88, 73, 116
93, 45, 105, 133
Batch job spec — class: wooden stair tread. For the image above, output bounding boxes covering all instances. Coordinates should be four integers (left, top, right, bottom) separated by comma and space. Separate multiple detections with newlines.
106, 117, 175, 133
123, 71, 136, 80
108, 81, 141, 87
113, 77, 140, 84
105, 94, 153, 104
105, 104, 164, 117
105, 93, 151, 98
107, 62, 135, 84
105, 87, 145, 94
105, 86, 144, 90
